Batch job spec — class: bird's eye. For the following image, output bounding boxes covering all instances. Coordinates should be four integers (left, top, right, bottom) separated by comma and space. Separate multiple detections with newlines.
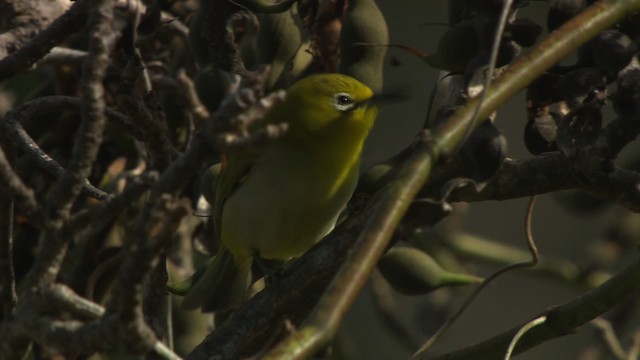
333, 93, 355, 111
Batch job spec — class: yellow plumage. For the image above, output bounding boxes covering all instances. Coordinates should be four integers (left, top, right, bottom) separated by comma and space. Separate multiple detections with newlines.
176, 73, 378, 311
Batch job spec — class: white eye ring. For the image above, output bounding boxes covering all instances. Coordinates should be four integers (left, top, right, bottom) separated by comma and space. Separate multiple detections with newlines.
333, 92, 355, 112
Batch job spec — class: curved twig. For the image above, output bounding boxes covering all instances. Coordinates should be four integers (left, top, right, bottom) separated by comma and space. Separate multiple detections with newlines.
504, 316, 547, 360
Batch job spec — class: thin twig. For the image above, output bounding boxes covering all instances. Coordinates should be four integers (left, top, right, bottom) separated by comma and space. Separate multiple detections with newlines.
176, 69, 210, 123
68, 171, 159, 234
504, 316, 547, 360
453, 0, 513, 155
438, 230, 608, 289
37, 284, 105, 319
38, 47, 88, 66
86, 253, 122, 301
160, 12, 189, 38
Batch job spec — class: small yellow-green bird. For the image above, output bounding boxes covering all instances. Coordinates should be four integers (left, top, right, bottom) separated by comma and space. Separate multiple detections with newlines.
177, 73, 378, 311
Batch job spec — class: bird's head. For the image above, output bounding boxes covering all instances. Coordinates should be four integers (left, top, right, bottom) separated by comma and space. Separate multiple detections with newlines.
273, 73, 378, 140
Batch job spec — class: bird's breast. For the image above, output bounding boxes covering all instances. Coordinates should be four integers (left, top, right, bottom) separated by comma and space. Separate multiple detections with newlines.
220, 143, 361, 261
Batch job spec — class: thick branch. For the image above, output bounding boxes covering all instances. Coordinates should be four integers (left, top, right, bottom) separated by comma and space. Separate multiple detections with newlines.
448, 153, 640, 213
0, 0, 71, 59
448, 153, 576, 202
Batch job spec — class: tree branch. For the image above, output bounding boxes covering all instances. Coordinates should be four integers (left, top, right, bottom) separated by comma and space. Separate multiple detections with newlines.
448, 153, 640, 213
67, 171, 158, 234
0, 96, 145, 202
0, 0, 71, 59
0, 0, 87, 82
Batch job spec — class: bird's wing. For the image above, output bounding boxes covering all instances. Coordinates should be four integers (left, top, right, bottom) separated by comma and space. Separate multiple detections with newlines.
213, 151, 257, 237
212, 106, 288, 234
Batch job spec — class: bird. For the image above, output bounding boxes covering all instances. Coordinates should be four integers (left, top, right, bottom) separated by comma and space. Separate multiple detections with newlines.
173, 73, 379, 312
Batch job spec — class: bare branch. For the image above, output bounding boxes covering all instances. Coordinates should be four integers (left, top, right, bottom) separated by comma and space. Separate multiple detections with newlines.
449, 153, 640, 213
176, 70, 210, 123
110, 194, 191, 352
37, 284, 105, 320
0, 0, 71, 58
67, 171, 159, 234
13, 284, 183, 359
150, 68, 280, 200
114, 58, 178, 170
4, 192, 188, 358
0, 95, 144, 141
204, 68, 288, 152
24, 0, 121, 291
0, 114, 109, 201
38, 47, 88, 66
0, 0, 87, 82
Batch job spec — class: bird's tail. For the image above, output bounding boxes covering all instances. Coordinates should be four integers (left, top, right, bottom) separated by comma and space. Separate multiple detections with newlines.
169, 248, 252, 312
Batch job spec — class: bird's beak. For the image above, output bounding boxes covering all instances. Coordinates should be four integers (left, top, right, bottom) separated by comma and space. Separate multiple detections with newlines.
364, 91, 410, 108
